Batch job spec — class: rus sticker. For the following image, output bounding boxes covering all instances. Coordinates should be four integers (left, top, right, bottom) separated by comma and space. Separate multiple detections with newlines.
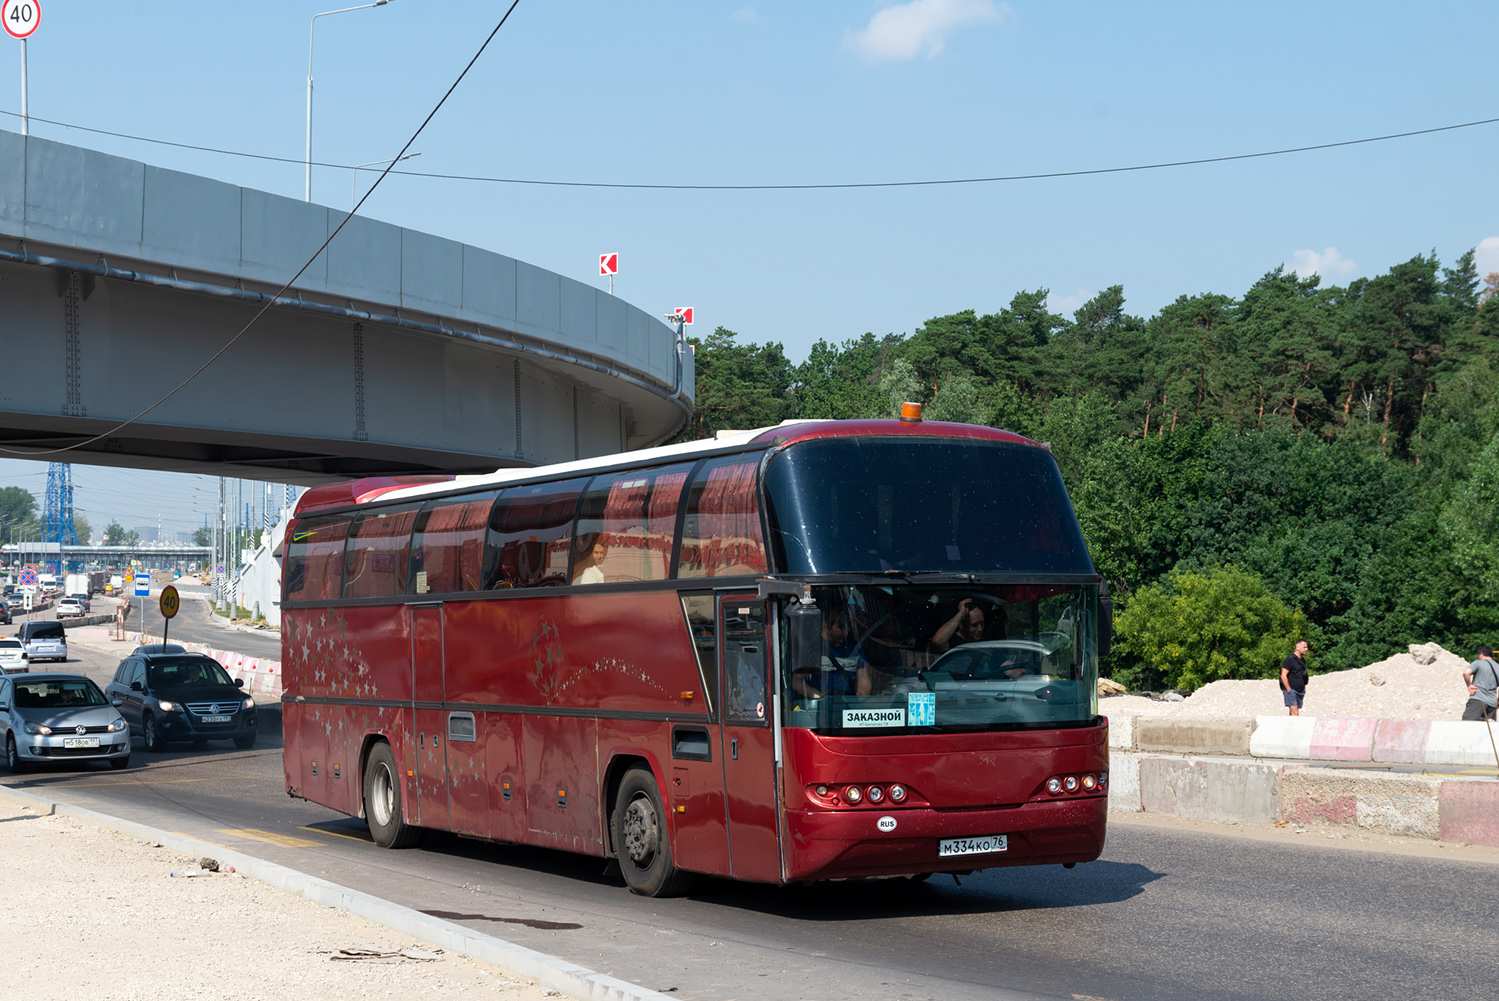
907, 691, 936, 726
842, 707, 906, 728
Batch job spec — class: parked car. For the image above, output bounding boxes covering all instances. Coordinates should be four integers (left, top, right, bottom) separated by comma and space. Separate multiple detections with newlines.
0, 672, 130, 771
105, 652, 257, 751
0, 639, 27, 673
18, 620, 67, 663
55, 597, 83, 618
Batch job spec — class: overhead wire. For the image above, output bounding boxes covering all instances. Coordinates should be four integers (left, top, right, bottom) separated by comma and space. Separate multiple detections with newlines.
1, 107, 1496, 190
0, 0, 525, 458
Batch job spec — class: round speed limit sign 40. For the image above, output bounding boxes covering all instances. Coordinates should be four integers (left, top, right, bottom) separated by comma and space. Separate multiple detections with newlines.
2, 0, 40, 40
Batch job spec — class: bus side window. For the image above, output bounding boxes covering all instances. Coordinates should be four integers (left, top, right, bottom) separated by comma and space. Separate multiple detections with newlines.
679, 593, 718, 720
343, 506, 421, 598
483, 478, 587, 589
677, 456, 768, 579
409, 493, 497, 594
573, 464, 694, 585
284, 516, 352, 601
723, 602, 768, 725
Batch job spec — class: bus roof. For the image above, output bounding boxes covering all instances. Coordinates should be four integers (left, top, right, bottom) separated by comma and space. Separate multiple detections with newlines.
293, 419, 1042, 517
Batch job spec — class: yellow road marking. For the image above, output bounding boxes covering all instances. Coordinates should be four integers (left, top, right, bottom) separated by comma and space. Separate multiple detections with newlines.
174, 832, 231, 849
217, 827, 323, 848
301, 824, 371, 843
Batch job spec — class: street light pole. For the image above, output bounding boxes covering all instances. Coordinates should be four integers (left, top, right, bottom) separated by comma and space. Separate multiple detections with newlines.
352, 152, 421, 210
306, 0, 396, 203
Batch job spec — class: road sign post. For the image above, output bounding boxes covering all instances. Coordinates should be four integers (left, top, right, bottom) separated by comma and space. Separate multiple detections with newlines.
135, 573, 150, 645
159, 584, 179, 649
599, 252, 618, 296
2, 1, 41, 138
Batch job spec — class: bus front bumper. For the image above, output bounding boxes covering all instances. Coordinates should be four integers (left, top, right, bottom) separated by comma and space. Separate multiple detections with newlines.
783, 794, 1106, 881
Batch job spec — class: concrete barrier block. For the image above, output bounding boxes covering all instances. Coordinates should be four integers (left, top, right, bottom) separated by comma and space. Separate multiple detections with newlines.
1105, 713, 1135, 750
1135, 717, 1253, 756
1278, 768, 1441, 839
1139, 756, 1279, 824
1249, 715, 1315, 759
1309, 717, 1376, 761
1424, 721, 1499, 767
1372, 720, 1431, 763
1438, 780, 1499, 847
1107, 752, 1141, 811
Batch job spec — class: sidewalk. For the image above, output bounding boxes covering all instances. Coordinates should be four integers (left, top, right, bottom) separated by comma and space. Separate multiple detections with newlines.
0, 786, 667, 1001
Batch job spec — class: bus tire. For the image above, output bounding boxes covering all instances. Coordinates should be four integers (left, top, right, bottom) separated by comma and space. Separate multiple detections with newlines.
363, 742, 420, 849
613, 766, 693, 898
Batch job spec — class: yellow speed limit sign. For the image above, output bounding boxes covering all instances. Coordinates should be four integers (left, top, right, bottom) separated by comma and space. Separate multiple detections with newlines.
159, 584, 180, 620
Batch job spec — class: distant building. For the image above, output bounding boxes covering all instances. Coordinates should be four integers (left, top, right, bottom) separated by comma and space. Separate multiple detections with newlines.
132, 526, 159, 543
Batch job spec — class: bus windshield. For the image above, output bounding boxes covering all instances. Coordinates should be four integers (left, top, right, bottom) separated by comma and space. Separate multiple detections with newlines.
782, 583, 1099, 733
763, 437, 1092, 575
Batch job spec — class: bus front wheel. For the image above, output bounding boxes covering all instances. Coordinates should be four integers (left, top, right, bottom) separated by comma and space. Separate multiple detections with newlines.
613, 766, 693, 898
363, 742, 421, 849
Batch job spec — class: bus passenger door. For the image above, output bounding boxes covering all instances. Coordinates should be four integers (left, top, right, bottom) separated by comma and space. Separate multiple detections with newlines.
411, 604, 450, 830
718, 596, 781, 882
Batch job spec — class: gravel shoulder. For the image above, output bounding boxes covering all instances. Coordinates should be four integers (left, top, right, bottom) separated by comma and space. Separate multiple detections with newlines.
1102, 642, 1476, 720
0, 801, 555, 1001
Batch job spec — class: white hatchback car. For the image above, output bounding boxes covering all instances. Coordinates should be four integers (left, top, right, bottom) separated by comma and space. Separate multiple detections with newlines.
0, 639, 27, 674
56, 597, 84, 618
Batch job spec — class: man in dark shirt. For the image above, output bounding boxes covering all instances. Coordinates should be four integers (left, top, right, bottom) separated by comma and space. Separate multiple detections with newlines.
1280, 640, 1310, 716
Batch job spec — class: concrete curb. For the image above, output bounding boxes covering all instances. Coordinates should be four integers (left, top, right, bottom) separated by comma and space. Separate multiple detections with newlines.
1109, 750, 1499, 846
1105, 709, 1499, 769
0, 785, 672, 1001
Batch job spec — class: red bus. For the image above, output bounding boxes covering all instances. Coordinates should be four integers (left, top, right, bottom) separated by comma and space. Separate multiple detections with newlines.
281, 416, 1111, 896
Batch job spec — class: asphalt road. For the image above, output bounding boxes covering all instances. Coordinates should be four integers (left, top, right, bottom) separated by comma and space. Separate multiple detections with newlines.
5, 642, 1496, 1001
126, 583, 282, 660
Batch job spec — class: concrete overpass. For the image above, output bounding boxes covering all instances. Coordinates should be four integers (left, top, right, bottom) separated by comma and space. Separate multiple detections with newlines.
0, 130, 694, 484
5, 541, 212, 571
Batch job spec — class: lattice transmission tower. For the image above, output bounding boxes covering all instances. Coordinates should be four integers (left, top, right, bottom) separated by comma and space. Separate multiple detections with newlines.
41, 462, 78, 572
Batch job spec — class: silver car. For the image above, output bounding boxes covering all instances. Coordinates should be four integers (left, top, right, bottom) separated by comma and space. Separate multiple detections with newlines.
18, 620, 67, 663
0, 673, 130, 771
0, 638, 28, 674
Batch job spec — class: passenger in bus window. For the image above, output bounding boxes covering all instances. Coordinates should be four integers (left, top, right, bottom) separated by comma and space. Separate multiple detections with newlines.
930, 597, 1002, 653
572, 533, 608, 585
791, 608, 872, 698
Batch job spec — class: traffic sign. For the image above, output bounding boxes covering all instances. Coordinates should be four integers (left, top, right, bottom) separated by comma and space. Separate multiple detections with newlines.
2, 0, 40, 40
216, 564, 225, 575
599, 253, 618, 276
134, 574, 150, 597
674, 306, 694, 325
17, 568, 36, 587
159, 585, 180, 620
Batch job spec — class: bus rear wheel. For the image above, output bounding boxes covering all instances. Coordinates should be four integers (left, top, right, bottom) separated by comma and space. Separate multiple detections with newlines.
613, 766, 693, 898
363, 742, 420, 848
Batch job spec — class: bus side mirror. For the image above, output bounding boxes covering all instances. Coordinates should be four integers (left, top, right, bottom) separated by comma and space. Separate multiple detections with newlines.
1098, 580, 1113, 659
786, 602, 822, 672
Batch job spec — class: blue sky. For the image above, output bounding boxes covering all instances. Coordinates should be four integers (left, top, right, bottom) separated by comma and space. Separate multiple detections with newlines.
1, 1, 1497, 532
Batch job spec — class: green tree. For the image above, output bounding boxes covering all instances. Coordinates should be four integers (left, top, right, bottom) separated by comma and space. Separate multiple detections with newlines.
0, 486, 37, 535
102, 522, 140, 546
675, 326, 792, 441
73, 514, 91, 546
1441, 428, 1499, 599
877, 358, 920, 417
1112, 566, 1307, 691
193, 526, 212, 547
926, 372, 987, 424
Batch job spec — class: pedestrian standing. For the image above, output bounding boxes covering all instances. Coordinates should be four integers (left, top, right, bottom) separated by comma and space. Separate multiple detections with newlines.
1281, 640, 1310, 716
1461, 646, 1499, 722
